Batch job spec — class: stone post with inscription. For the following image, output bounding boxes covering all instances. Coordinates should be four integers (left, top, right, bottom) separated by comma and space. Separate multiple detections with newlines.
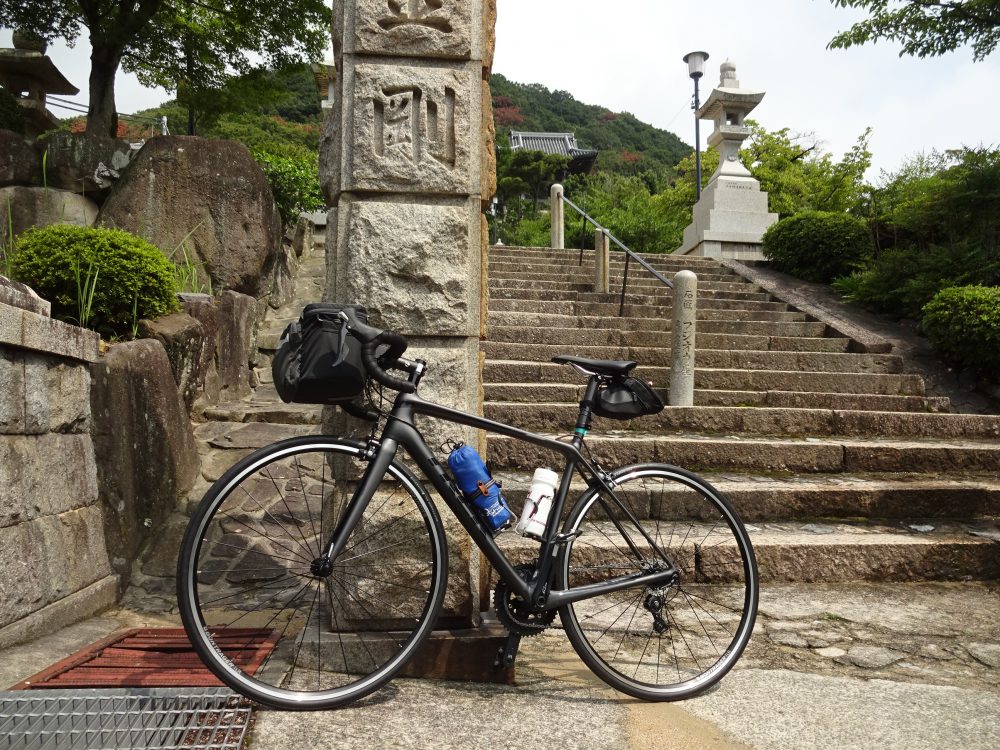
669, 271, 697, 406
675, 61, 777, 260
321, 1, 497, 640
550, 183, 564, 250
594, 229, 610, 293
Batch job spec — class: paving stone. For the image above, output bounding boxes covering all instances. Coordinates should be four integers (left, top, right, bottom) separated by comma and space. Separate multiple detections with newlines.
964, 643, 1000, 668
815, 647, 847, 658
835, 646, 907, 669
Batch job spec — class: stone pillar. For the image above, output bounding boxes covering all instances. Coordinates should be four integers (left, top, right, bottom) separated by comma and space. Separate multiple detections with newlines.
594, 229, 610, 293
669, 271, 697, 406
550, 183, 564, 250
323, 1, 496, 630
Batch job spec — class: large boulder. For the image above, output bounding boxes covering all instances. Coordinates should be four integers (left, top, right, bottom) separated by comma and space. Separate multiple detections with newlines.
137, 312, 209, 412
0, 186, 98, 243
99, 137, 282, 297
36, 131, 133, 200
89, 338, 199, 589
0, 130, 38, 187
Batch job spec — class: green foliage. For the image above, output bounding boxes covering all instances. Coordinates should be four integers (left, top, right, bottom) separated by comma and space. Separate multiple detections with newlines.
490, 74, 689, 176
251, 149, 324, 226
9, 225, 179, 337
763, 211, 874, 283
0, 86, 26, 135
0, 0, 329, 135
835, 147, 1000, 318
743, 123, 872, 217
829, 0, 1000, 60
921, 286, 1000, 373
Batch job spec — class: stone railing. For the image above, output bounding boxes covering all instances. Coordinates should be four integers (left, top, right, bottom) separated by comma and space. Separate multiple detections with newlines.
0, 277, 117, 649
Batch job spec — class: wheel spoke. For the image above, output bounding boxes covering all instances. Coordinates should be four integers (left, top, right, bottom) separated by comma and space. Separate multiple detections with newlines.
179, 440, 443, 709
561, 467, 757, 699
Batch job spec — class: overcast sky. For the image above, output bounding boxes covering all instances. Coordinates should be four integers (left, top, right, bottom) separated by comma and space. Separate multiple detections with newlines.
4, 0, 999, 180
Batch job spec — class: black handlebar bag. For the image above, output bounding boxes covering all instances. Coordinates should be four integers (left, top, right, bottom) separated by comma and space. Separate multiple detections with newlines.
272, 303, 369, 404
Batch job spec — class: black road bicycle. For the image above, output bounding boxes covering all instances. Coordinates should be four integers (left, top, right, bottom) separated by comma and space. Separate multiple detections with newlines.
177, 309, 759, 710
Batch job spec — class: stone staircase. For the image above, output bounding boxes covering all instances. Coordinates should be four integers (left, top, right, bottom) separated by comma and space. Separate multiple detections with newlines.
185, 229, 328, 512
484, 246, 1000, 583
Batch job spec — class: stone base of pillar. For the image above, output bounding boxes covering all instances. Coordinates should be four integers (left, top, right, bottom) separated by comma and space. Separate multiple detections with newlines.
676, 239, 766, 260
399, 616, 515, 683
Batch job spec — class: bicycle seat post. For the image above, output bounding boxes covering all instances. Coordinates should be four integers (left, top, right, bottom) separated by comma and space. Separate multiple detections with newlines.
573, 376, 602, 444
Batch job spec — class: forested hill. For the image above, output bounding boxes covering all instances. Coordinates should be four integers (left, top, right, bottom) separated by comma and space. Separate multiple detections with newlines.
490, 73, 690, 175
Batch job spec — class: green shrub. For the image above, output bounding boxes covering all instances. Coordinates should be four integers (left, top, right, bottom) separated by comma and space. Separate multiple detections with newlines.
251, 149, 324, 225
921, 285, 1000, 374
762, 211, 874, 283
0, 86, 26, 135
832, 243, 994, 319
10, 225, 179, 337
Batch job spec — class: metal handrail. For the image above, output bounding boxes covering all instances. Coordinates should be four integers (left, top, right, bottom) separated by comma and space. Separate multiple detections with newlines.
560, 194, 673, 316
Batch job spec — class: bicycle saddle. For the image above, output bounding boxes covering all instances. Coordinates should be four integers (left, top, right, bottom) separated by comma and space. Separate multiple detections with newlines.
551, 355, 637, 376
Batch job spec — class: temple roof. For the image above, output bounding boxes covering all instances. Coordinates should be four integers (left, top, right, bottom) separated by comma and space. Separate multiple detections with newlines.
508, 130, 598, 174
0, 49, 79, 95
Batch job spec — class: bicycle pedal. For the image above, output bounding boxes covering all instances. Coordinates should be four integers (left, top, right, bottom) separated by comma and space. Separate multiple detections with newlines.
494, 632, 522, 669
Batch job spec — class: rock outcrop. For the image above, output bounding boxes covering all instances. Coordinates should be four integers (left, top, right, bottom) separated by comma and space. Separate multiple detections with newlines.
99, 137, 282, 298
0, 129, 38, 187
0, 186, 98, 242
36, 131, 133, 200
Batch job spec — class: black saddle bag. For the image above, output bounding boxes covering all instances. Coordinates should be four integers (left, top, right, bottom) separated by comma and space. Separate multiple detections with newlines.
272, 303, 369, 404
592, 376, 664, 420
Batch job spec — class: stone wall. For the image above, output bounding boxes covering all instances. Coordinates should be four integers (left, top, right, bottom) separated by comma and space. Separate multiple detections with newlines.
0, 277, 117, 649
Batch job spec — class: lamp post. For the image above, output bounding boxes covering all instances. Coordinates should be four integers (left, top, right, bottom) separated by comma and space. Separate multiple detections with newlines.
683, 51, 709, 201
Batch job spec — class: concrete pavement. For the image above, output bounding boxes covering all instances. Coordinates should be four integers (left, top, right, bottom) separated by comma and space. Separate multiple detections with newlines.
2, 582, 998, 749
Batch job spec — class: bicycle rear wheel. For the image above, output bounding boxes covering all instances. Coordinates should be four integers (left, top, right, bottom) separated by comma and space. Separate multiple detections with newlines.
558, 464, 758, 700
177, 436, 447, 710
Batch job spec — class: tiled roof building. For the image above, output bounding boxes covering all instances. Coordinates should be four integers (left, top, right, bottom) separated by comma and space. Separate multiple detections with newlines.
509, 130, 598, 174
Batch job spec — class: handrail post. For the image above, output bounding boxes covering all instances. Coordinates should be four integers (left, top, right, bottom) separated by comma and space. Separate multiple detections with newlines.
594, 229, 610, 293
550, 183, 564, 250
618, 250, 631, 316
669, 270, 697, 406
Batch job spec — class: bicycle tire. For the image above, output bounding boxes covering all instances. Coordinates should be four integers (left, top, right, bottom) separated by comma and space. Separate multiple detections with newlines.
557, 463, 758, 700
177, 435, 447, 710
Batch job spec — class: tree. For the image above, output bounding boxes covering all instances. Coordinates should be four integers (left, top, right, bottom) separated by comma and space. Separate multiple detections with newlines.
829, 0, 1000, 60
0, 1, 328, 136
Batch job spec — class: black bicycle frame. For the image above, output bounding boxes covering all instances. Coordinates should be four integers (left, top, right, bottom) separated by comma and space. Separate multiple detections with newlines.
324, 390, 678, 612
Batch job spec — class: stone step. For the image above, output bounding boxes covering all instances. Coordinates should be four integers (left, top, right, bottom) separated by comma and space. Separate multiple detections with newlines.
481, 342, 903, 374
483, 403, 1000, 440
482, 384, 949, 412
490, 283, 772, 309
490, 246, 723, 269
483, 361, 925, 395
489, 277, 763, 297
487, 310, 809, 330
201, 401, 323, 425
489, 471, 999, 522
492, 522, 1000, 582
488, 321, 832, 342
488, 328, 848, 354
193, 420, 320, 450
485, 432, 1000, 474
489, 298, 802, 317
488, 265, 741, 285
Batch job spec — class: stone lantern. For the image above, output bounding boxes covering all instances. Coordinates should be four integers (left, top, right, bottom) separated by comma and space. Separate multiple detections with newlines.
0, 31, 79, 138
675, 61, 777, 260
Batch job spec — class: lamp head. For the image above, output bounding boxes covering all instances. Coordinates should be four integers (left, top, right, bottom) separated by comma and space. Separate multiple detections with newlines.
683, 50, 710, 80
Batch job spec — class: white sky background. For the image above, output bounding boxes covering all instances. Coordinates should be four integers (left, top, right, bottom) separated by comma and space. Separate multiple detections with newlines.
4, 0, 1000, 180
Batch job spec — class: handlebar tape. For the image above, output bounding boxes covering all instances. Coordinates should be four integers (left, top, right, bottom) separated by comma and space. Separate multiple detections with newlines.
361, 331, 416, 393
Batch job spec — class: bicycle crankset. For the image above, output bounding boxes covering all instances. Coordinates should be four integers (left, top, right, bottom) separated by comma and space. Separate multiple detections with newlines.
494, 563, 556, 636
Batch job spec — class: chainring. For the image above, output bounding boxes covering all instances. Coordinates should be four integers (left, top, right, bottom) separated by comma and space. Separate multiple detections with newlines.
493, 563, 556, 636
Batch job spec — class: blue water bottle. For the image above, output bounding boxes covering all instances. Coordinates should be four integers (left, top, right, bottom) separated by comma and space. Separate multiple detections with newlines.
447, 443, 513, 534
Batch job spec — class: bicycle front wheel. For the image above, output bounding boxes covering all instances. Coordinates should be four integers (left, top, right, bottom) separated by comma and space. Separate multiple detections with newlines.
177, 436, 447, 710
558, 464, 758, 701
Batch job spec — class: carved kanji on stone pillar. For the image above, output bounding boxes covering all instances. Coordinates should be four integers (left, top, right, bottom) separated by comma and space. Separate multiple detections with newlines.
378, 0, 454, 32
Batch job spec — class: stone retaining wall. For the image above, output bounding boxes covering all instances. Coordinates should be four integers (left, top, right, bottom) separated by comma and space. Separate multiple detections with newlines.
0, 278, 116, 649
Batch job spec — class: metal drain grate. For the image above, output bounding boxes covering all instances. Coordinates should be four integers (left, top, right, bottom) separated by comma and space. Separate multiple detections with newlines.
0, 688, 254, 750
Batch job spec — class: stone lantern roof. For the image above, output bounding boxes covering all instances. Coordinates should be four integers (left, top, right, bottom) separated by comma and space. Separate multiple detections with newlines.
0, 47, 80, 136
